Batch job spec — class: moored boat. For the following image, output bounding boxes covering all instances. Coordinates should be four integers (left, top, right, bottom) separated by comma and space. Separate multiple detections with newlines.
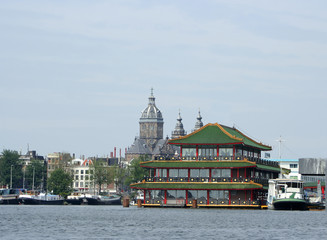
66, 192, 84, 205
19, 193, 64, 205
0, 188, 25, 204
267, 179, 307, 210
85, 194, 122, 205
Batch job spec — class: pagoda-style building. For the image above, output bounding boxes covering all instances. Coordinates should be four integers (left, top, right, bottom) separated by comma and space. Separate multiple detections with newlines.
130, 123, 280, 208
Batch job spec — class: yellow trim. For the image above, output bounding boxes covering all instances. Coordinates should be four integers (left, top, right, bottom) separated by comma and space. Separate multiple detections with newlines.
186, 204, 261, 208
141, 159, 256, 165
234, 128, 271, 149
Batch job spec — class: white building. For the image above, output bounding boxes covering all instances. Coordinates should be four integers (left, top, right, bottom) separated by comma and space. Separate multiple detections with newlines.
270, 159, 300, 180
71, 159, 94, 193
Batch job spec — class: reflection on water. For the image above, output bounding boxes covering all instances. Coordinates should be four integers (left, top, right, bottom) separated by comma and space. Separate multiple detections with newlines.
1, 205, 327, 240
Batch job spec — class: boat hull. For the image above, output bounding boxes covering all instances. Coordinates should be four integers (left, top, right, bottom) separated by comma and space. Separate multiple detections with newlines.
66, 199, 83, 205
0, 197, 20, 205
85, 197, 122, 205
21, 198, 64, 205
273, 199, 307, 210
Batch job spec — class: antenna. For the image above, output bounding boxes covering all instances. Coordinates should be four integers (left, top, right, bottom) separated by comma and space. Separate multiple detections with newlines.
276, 136, 285, 159
276, 136, 285, 178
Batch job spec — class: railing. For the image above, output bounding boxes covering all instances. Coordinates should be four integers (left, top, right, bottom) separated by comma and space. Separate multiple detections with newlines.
144, 177, 269, 185
153, 155, 279, 168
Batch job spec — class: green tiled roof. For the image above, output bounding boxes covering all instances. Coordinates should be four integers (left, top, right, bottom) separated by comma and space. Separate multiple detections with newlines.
140, 160, 256, 169
130, 182, 262, 190
168, 123, 271, 150
256, 164, 281, 172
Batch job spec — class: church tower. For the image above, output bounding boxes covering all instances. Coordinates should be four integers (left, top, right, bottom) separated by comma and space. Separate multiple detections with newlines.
139, 88, 164, 151
193, 110, 204, 132
171, 110, 186, 139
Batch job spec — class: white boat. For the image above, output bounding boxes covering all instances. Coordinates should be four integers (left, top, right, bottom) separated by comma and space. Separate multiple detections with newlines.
267, 179, 307, 210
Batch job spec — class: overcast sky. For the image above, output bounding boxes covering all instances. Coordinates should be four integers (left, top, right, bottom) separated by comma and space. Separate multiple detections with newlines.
1, 0, 326, 159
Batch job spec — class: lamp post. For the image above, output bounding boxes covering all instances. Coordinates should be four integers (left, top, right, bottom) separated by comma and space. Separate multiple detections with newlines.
10, 165, 13, 188
32, 167, 35, 191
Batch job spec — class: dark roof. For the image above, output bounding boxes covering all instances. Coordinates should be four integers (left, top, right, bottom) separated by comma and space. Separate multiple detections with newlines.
126, 138, 152, 155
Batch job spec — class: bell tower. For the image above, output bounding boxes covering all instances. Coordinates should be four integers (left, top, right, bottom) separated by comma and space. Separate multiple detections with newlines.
139, 89, 164, 151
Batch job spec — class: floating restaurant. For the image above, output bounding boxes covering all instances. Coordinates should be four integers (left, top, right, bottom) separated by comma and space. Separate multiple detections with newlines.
130, 123, 281, 208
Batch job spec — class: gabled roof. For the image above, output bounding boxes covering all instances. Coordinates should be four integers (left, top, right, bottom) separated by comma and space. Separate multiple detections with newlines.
168, 123, 271, 151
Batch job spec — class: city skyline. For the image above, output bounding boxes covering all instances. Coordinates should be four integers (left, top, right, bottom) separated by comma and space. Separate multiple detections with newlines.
1, 1, 326, 159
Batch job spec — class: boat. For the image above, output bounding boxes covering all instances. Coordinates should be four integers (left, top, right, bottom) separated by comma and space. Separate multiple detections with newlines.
0, 188, 25, 204
305, 180, 325, 210
84, 194, 122, 205
267, 179, 307, 210
19, 192, 64, 205
66, 192, 84, 205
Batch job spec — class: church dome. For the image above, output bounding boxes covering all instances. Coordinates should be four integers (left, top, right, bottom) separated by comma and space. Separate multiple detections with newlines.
140, 89, 163, 123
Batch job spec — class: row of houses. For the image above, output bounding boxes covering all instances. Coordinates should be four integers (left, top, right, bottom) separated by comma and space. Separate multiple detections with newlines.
19, 150, 125, 194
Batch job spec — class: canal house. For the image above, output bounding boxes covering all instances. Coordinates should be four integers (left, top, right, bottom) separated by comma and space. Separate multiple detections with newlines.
130, 123, 281, 208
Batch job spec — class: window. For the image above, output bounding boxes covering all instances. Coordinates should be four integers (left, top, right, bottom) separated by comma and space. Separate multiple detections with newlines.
80, 175, 84, 180
86, 170, 89, 174
179, 169, 188, 177
199, 169, 209, 177
75, 170, 79, 174
156, 169, 167, 177
169, 169, 178, 178
221, 169, 231, 177
211, 169, 221, 178
190, 169, 200, 177
81, 170, 84, 174
290, 164, 298, 168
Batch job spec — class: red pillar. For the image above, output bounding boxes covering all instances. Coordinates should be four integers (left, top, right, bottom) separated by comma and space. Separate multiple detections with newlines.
196, 145, 199, 161
207, 190, 210, 205
186, 190, 188, 205
233, 146, 235, 160
188, 169, 190, 182
229, 191, 231, 205
180, 146, 183, 160
217, 145, 219, 160
209, 169, 212, 182
164, 190, 167, 204
237, 168, 239, 178
251, 189, 253, 201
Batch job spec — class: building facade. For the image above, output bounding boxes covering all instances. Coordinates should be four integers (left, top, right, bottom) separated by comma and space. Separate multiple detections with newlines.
131, 123, 280, 208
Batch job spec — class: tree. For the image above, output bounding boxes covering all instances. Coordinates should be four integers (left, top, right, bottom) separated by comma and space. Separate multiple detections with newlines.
0, 149, 23, 188
91, 160, 115, 194
113, 165, 128, 193
25, 159, 46, 191
47, 168, 72, 198
125, 155, 150, 186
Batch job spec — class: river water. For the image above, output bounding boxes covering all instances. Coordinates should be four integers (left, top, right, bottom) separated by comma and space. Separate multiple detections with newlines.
1, 205, 327, 240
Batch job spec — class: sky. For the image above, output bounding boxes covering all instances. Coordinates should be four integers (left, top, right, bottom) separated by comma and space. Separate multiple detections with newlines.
1, 0, 326, 159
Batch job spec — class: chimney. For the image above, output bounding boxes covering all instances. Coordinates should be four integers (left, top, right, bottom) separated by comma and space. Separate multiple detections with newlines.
114, 147, 116, 158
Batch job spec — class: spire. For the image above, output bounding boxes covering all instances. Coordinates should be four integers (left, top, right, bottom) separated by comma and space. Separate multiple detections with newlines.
148, 88, 155, 105
171, 110, 186, 139
193, 109, 203, 132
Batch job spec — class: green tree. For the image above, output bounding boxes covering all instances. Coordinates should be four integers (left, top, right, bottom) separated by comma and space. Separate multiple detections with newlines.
125, 155, 150, 186
91, 160, 115, 194
0, 149, 23, 188
113, 165, 128, 193
25, 159, 46, 190
47, 168, 72, 198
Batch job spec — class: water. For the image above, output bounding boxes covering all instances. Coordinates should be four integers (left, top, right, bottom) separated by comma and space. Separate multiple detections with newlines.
1, 205, 327, 240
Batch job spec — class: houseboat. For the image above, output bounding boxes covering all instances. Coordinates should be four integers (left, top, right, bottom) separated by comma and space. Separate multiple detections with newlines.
131, 123, 280, 208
